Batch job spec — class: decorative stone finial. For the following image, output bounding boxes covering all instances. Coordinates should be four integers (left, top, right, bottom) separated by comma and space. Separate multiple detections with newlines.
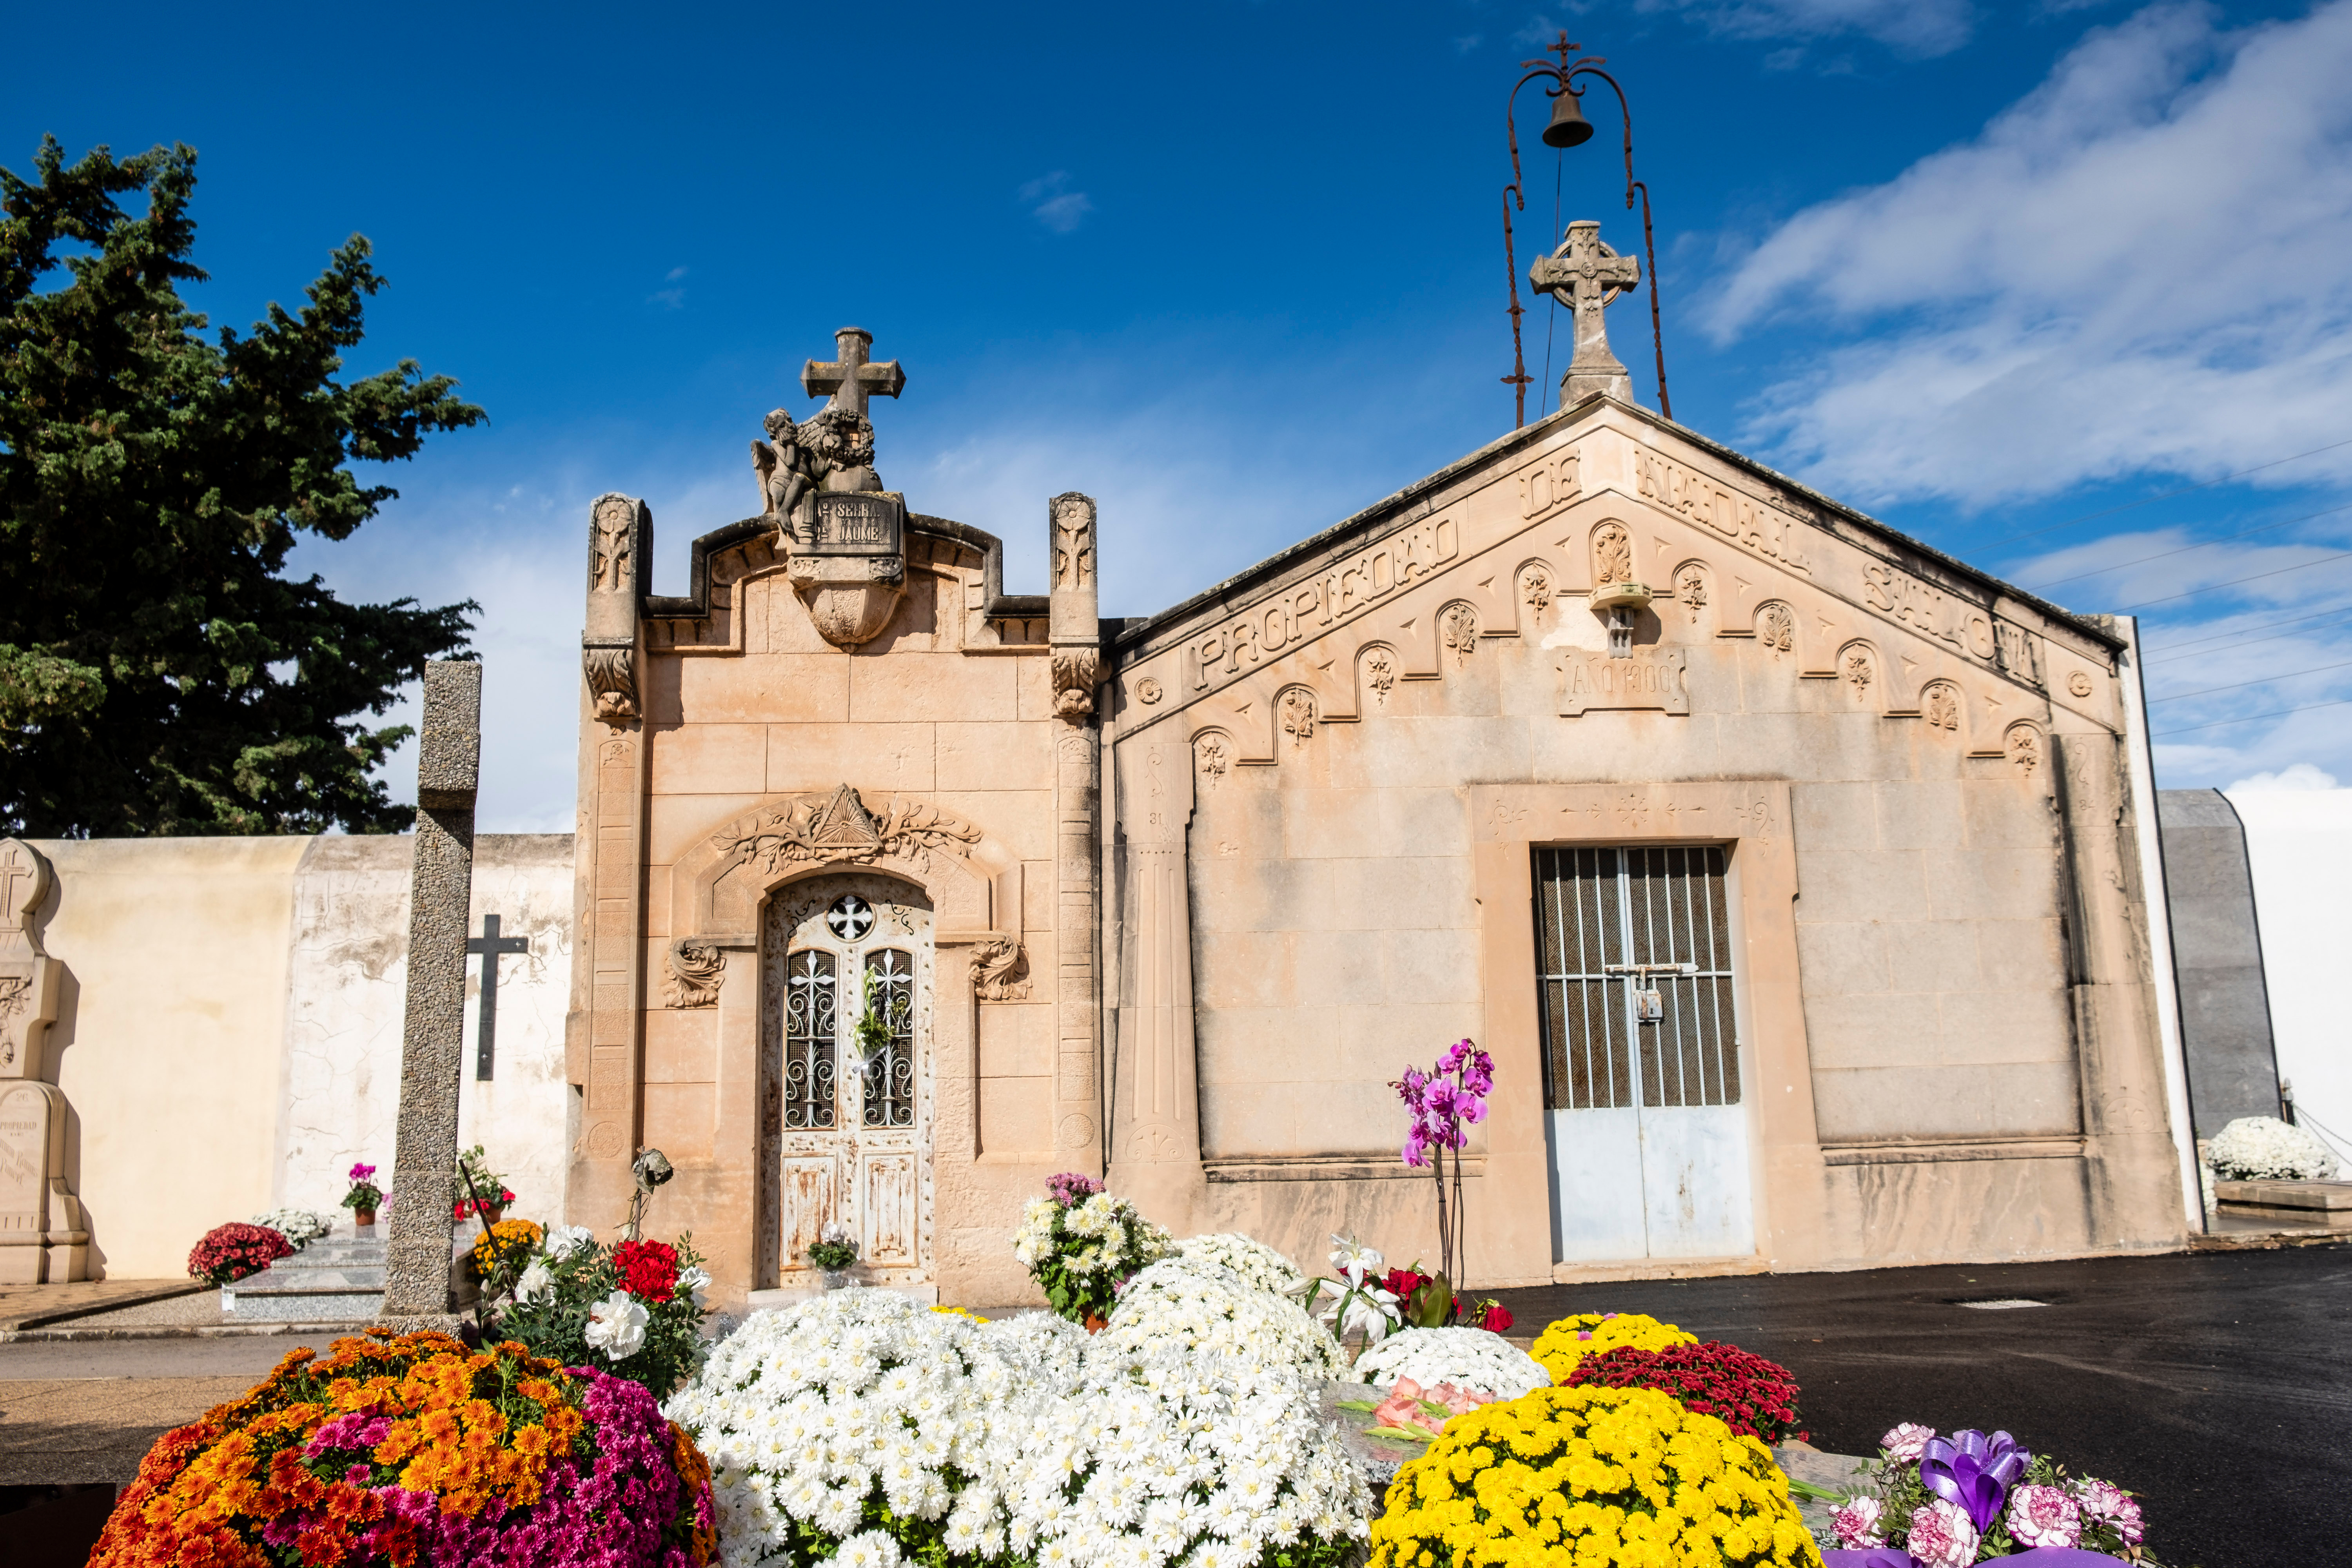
1530, 220, 1641, 408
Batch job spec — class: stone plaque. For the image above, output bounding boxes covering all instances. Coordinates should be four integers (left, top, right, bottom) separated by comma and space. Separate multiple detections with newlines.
804, 492, 904, 556
1558, 648, 1690, 717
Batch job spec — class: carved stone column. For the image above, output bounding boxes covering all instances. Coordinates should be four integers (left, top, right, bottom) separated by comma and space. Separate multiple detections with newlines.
1049, 494, 1105, 1176
0, 839, 85, 1283
570, 494, 652, 1232
1107, 741, 1205, 1234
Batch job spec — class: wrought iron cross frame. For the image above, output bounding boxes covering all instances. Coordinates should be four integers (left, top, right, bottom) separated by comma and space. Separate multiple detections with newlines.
1503, 32, 1673, 426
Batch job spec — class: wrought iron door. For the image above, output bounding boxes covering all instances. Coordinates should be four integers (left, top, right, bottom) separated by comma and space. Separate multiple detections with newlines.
1534, 846, 1753, 1260
760, 874, 933, 1287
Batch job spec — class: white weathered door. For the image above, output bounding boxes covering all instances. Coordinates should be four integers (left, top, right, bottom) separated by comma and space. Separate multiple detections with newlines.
1537, 846, 1755, 1263
761, 874, 933, 1287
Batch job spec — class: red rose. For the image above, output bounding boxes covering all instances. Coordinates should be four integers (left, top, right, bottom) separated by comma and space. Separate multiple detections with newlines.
614, 1238, 680, 1302
1478, 1302, 1515, 1332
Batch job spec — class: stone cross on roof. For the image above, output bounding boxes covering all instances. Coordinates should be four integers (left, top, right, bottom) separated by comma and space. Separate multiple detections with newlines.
802, 327, 906, 420
1530, 220, 1641, 409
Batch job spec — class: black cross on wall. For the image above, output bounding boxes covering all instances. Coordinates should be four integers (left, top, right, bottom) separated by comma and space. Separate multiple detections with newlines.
466, 914, 531, 1081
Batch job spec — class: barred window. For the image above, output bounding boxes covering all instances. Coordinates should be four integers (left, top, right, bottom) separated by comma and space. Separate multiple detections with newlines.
1534, 846, 1740, 1111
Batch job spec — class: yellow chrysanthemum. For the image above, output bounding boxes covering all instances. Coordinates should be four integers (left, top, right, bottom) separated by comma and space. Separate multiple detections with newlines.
1528, 1314, 1699, 1385
1367, 1385, 1820, 1568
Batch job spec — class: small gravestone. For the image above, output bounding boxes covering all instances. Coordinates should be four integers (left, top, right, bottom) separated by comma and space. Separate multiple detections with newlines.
379, 661, 482, 1328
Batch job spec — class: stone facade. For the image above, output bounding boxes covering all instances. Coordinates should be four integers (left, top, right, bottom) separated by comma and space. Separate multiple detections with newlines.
566, 327, 2198, 1306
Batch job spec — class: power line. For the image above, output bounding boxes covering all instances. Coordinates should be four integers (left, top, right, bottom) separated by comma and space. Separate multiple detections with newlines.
2155, 695, 2352, 737
2117, 548, 2352, 613
2146, 609, 2352, 665
2147, 657, 2352, 704
1983, 435, 2352, 551
2026, 498, 2352, 593
2143, 601, 2352, 657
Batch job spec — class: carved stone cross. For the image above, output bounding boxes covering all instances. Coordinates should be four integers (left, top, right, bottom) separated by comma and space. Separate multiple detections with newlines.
1530, 220, 1641, 408
802, 327, 906, 420
466, 913, 530, 1082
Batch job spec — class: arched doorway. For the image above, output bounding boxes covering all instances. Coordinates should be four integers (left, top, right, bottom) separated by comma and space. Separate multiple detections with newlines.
759, 871, 935, 1288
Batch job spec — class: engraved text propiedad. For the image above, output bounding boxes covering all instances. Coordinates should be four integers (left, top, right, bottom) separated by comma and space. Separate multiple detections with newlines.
1189, 516, 1459, 691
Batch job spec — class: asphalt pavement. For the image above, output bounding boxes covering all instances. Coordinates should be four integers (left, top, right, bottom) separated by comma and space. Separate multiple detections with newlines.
1492, 1242, 2352, 1568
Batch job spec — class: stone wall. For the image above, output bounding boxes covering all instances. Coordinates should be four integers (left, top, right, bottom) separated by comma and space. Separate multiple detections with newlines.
29, 833, 572, 1281
2224, 787, 2352, 1153
2155, 790, 2282, 1135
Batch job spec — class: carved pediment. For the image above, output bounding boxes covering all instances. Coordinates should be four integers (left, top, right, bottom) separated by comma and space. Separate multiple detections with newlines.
713, 784, 982, 875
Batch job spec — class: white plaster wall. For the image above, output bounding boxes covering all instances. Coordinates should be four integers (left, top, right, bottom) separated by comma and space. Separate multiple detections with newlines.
276, 835, 575, 1225
37, 838, 310, 1279
2223, 788, 2352, 1158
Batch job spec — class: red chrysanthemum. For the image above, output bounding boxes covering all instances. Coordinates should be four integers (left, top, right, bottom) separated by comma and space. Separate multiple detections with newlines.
1563, 1340, 1808, 1444
187, 1222, 294, 1286
614, 1238, 681, 1303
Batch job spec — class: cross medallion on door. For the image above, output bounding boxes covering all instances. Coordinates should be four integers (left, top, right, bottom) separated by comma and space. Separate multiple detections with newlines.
466, 913, 531, 1080
827, 894, 875, 941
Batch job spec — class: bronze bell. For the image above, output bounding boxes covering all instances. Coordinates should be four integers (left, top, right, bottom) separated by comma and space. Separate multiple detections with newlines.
1543, 86, 1594, 148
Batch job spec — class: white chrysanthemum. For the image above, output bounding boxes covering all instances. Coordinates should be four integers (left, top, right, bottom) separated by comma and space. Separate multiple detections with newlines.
1094, 1258, 1348, 1379
1348, 1325, 1549, 1398
2209, 1115, 2338, 1181
1172, 1234, 1308, 1299
249, 1208, 333, 1249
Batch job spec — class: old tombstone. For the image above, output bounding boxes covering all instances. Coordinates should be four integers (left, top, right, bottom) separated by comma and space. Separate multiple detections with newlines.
1530, 219, 1641, 407
380, 660, 483, 1324
0, 837, 86, 1283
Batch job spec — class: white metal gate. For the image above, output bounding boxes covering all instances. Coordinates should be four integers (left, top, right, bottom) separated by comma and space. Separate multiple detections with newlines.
1534, 846, 1754, 1261
760, 873, 933, 1287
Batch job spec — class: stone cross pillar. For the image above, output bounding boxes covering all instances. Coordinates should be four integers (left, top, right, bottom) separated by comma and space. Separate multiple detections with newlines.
381, 659, 483, 1323
1529, 220, 1641, 408
1048, 493, 1105, 1176
0, 838, 86, 1283
570, 496, 652, 1236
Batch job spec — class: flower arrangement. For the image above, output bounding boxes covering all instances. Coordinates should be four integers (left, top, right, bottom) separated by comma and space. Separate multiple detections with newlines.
341, 1161, 384, 1218
1303, 1235, 1405, 1348
1828, 1424, 2154, 1566
468, 1217, 544, 1280
454, 1143, 516, 1220
89, 1328, 716, 1568
1095, 1255, 1350, 1378
2207, 1114, 2337, 1180
1350, 1326, 1551, 1399
1563, 1340, 1808, 1444
250, 1207, 334, 1250
1174, 1230, 1308, 1297
998, 1339, 1372, 1568
494, 1225, 713, 1398
1368, 1383, 1817, 1568
808, 1220, 860, 1272
665, 1289, 1086, 1568
1010, 1176, 1171, 1325
187, 1221, 292, 1287
1529, 1310, 1697, 1384
1391, 1040, 1494, 1315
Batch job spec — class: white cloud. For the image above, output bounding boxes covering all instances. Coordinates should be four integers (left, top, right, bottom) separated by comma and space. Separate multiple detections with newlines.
1705, 1, 2352, 508
1632, 0, 1978, 57
2228, 762, 2341, 791
1019, 171, 1094, 235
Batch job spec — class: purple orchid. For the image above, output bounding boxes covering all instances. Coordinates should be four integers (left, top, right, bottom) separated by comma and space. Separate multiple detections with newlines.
1920, 1428, 2031, 1534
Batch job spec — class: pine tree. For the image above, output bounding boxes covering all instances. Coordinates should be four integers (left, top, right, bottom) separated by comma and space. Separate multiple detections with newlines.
0, 137, 485, 836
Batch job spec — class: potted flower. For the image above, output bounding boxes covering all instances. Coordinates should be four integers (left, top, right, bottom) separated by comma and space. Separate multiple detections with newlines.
454, 1144, 513, 1223
806, 1221, 858, 1288
340, 1162, 383, 1228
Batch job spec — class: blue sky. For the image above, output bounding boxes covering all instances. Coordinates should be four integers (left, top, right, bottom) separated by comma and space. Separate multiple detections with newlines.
11, 0, 2351, 828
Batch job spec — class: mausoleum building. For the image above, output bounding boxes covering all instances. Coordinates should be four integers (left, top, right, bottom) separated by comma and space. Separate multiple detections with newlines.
561, 287, 2198, 1307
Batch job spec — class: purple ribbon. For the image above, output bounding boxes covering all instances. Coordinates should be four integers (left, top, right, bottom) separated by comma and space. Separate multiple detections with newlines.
1823, 1553, 2125, 1568
1920, 1428, 2031, 1534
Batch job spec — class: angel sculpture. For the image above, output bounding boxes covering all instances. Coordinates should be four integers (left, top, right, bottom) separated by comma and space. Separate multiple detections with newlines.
750, 409, 814, 528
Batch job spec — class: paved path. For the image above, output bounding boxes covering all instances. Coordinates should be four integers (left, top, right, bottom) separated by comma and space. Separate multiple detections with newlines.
1493, 1242, 2352, 1568
0, 1336, 319, 1488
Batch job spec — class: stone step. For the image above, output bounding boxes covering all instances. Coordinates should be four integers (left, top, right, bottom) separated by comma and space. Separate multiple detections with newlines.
2215, 1178, 2352, 1212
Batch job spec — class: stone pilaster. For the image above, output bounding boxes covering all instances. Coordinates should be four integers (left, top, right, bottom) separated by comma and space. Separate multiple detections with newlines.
570, 494, 652, 1231
1107, 740, 1205, 1234
381, 660, 481, 1323
1049, 494, 1104, 1175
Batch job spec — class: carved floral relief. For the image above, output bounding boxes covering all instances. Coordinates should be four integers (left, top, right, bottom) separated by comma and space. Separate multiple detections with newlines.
1519, 564, 1555, 620
1195, 733, 1230, 784
1922, 682, 1962, 733
1757, 603, 1795, 658
1439, 603, 1480, 668
1674, 564, 1709, 625
1592, 524, 1633, 586
1841, 646, 1876, 701
1361, 645, 1397, 704
2005, 723, 2043, 778
662, 938, 726, 1008
1279, 688, 1317, 748
715, 783, 981, 877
